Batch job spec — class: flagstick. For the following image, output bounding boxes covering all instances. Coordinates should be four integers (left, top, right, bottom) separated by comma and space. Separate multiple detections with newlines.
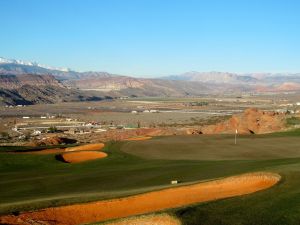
235, 129, 237, 145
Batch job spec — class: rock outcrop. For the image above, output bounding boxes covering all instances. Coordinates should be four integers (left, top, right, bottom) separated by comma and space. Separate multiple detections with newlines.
201, 108, 286, 134
31, 136, 77, 146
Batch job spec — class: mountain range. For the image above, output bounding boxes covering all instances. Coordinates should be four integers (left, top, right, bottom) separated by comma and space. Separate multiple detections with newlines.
0, 57, 300, 105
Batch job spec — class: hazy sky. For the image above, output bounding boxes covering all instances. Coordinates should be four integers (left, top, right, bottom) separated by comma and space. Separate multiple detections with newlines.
1, 0, 300, 77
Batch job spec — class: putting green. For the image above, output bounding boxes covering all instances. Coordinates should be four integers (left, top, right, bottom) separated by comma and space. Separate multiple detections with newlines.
121, 135, 300, 160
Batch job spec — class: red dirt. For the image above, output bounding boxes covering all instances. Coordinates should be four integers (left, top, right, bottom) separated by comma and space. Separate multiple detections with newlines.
0, 172, 280, 225
30, 136, 77, 147
124, 136, 152, 141
14, 143, 105, 155
60, 151, 107, 163
201, 108, 286, 134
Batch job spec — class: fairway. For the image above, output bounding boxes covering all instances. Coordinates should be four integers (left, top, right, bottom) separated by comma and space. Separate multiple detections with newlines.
1, 131, 300, 225
1, 172, 280, 225
121, 135, 300, 160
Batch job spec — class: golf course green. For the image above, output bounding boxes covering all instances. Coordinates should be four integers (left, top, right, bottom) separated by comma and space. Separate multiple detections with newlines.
1, 129, 300, 225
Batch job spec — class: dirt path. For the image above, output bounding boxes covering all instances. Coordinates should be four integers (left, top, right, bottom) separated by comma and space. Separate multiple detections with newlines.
0, 172, 280, 225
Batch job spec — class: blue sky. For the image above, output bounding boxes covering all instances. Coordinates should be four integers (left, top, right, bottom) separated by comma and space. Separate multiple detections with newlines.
1, 0, 300, 77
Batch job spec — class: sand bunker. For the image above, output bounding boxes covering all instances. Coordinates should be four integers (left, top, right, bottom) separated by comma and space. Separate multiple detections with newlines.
65, 143, 105, 152
60, 151, 107, 163
0, 172, 280, 225
104, 213, 181, 225
14, 143, 105, 155
125, 136, 152, 141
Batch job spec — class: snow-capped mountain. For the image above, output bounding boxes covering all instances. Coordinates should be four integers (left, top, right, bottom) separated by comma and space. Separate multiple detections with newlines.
0, 57, 70, 72
0, 57, 120, 80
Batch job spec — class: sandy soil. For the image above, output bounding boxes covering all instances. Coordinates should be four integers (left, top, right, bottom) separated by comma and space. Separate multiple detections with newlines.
61, 151, 107, 163
104, 214, 181, 225
65, 143, 105, 152
0, 172, 280, 225
125, 136, 152, 141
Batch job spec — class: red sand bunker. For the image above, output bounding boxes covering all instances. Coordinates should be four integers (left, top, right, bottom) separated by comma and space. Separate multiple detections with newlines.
65, 143, 105, 152
0, 172, 280, 225
125, 136, 152, 141
61, 151, 107, 163
14, 143, 105, 155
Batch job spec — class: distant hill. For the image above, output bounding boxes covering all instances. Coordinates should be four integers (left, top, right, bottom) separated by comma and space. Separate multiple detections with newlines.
164, 71, 300, 85
1, 57, 300, 105
64, 76, 216, 96
0, 57, 120, 81
0, 74, 111, 106
163, 71, 300, 92
164, 71, 256, 84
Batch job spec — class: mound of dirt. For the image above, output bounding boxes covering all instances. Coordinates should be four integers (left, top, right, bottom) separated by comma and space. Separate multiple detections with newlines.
60, 151, 107, 163
124, 136, 152, 141
201, 108, 286, 134
32, 136, 77, 147
0, 172, 280, 225
105, 214, 181, 225
65, 143, 105, 152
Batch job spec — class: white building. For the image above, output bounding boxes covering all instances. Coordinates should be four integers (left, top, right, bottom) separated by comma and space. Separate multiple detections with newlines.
32, 130, 42, 136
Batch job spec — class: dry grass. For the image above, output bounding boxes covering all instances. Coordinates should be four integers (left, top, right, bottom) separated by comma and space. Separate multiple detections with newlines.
103, 213, 181, 225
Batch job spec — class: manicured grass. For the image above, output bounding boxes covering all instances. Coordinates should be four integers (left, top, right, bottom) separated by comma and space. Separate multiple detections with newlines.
1, 142, 287, 214
0, 143, 77, 153
1, 131, 300, 225
174, 165, 300, 225
286, 117, 300, 126
121, 134, 300, 160
94, 162, 300, 225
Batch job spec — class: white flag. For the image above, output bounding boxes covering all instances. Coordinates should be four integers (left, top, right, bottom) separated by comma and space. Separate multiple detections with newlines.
236, 129, 238, 134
